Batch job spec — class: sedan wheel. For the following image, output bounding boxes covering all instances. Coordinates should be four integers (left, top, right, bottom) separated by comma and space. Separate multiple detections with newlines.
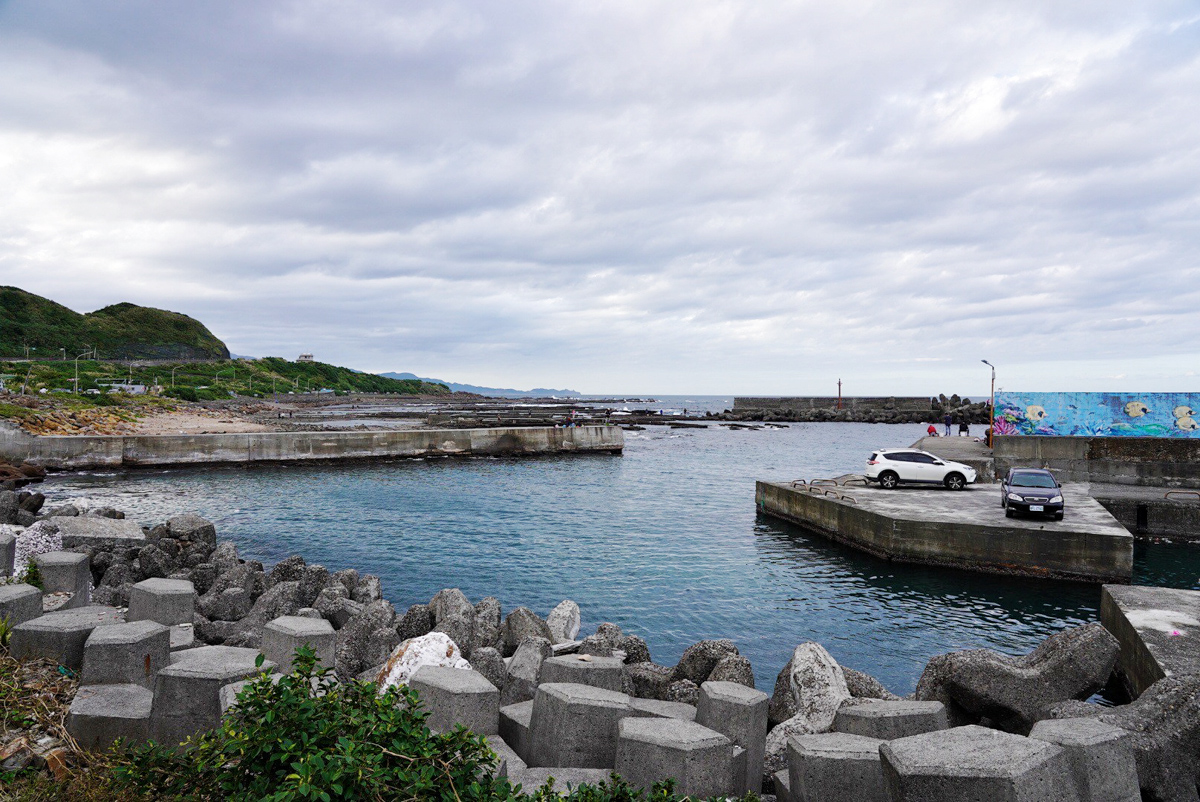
1006, 508, 1014, 518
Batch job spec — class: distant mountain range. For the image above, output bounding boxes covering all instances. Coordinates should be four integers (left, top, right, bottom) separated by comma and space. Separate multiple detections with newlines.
380, 372, 581, 398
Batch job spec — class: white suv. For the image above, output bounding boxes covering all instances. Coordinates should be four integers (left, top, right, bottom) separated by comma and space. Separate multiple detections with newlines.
865, 449, 977, 490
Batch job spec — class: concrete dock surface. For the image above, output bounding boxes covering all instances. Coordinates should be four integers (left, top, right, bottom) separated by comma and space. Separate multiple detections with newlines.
1102, 584, 1200, 697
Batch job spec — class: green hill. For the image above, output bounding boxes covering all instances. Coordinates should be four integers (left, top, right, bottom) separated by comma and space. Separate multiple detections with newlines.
0, 286, 230, 360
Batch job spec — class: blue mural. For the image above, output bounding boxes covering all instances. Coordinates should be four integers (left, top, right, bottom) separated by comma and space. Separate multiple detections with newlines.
994, 392, 1200, 438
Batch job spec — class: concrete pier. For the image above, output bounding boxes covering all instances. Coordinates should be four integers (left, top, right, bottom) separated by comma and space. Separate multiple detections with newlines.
756, 480, 1133, 583
0, 425, 623, 471
1101, 584, 1200, 697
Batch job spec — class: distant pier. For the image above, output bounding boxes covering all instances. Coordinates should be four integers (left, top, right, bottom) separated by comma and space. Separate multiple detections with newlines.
755, 479, 1133, 583
0, 425, 623, 471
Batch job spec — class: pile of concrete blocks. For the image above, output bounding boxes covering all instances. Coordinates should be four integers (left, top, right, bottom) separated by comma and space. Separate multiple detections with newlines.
768, 693, 1145, 802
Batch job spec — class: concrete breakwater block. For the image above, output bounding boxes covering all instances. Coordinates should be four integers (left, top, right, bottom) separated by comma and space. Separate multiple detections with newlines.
880, 725, 1079, 802
34, 551, 91, 609
788, 732, 887, 802
539, 654, 626, 693
67, 684, 154, 751
615, 717, 733, 798
410, 666, 500, 736
528, 682, 634, 768
500, 701, 534, 765
509, 766, 613, 793
54, 516, 146, 550
150, 646, 276, 745
0, 583, 43, 629
1029, 718, 1140, 802
833, 699, 949, 741
1, 529, 16, 576
261, 615, 335, 672
696, 680, 768, 795
127, 578, 196, 627
82, 620, 171, 688
630, 698, 697, 721
9, 606, 123, 670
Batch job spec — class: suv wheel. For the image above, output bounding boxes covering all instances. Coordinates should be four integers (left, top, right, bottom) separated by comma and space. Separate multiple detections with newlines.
944, 473, 966, 491
878, 471, 899, 490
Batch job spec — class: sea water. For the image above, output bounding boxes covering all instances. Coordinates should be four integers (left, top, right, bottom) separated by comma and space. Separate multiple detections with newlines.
44, 421, 1200, 694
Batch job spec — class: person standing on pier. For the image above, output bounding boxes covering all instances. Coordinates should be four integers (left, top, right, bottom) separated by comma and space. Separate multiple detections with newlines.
943, 413, 952, 436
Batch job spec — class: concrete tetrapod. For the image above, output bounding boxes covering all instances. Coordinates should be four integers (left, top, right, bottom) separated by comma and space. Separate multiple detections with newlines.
500, 701, 535, 765
1029, 718, 1139, 802
9, 606, 123, 670
880, 725, 1081, 802
788, 732, 887, 802
696, 680, 768, 795
528, 682, 634, 768
832, 699, 950, 741
615, 717, 733, 798
81, 620, 171, 688
0, 583, 43, 629
33, 551, 91, 608
127, 578, 196, 627
67, 684, 154, 751
260, 615, 336, 672
149, 646, 276, 746
409, 666, 500, 736
0, 529, 14, 577
539, 654, 626, 693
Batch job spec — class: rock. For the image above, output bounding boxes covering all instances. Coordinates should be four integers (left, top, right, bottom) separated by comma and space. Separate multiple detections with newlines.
332, 568, 359, 595
473, 596, 502, 653
469, 646, 507, 692
137, 544, 176, 579
708, 654, 755, 689
547, 600, 582, 643
500, 607, 552, 657
672, 639, 739, 685
210, 541, 240, 573
188, 563, 219, 595
166, 513, 217, 545
223, 630, 261, 649
335, 600, 397, 680
429, 588, 476, 657
844, 667, 901, 701
764, 712, 817, 781
788, 643, 851, 734
578, 634, 615, 657
298, 564, 329, 607
625, 662, 675, 700
352, 574, 382, 604
503, 636, 553, 705
206, 564, 258, 599
666, 679, 700, 705
363, 627, 401, 670
47, 504, 80, 517
912, 653, 980, 727
101, 563, 136, 588
313, 585, 353, 627
374, 631, 470, 692
198, 587, 252, 622
268, 555, 306, 585
90, 585, 122, 607
396, 603, 433, 641
919, 624, 1119, 733
238, 581, 306, 632
617, 634, 651, 664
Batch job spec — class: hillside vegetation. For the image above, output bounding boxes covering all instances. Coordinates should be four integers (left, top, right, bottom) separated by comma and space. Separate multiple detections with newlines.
0, 286, 230, 360
0, 357, 449, 402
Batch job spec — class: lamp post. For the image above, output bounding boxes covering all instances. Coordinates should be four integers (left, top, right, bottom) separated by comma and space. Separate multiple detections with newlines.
171, 366, 178, 387
981, 360, 996, 447
73, 351, 90, 394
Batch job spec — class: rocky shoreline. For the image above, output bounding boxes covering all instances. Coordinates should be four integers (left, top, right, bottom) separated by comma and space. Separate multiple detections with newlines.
2, 490, 1198, 799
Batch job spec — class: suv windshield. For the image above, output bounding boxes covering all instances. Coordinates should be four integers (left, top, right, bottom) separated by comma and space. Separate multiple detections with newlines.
1011, 474, 1056, 488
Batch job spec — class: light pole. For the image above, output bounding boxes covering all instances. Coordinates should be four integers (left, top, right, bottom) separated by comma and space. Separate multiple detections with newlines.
981, 360, 996, 447
73, 351, 90, 394
171, 366, 178, 387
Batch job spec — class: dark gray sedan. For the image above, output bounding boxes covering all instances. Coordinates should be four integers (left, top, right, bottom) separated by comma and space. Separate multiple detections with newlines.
1001, 468, 1064, 520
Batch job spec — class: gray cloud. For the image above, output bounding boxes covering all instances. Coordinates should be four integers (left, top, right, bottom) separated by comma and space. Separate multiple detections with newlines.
1, 0, 1198, 394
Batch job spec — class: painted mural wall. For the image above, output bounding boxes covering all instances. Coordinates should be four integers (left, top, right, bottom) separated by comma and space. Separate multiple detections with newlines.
995, 392, 1200, 438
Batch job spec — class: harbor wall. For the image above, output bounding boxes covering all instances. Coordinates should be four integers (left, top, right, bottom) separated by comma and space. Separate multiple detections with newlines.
734, 396, 937, 413
755, 480, 1133, 583
994, 435, 1200, 488
0, 424, 623, 470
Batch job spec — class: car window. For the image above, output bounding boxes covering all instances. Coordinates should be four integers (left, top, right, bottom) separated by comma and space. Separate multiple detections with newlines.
1011, 474, 1057, 488
885, 453, 911, 462
869, 452, 879, 461
911, 454, 938, 464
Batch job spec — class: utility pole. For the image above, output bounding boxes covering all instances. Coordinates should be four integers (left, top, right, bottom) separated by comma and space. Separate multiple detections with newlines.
981, 360, 996, 447
837, 379, 843, 410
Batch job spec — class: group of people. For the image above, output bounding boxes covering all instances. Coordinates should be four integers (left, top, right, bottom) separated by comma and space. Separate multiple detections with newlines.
927, 414, 971, 437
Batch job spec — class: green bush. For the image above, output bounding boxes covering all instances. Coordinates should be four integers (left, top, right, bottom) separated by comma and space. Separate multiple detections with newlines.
110, 647, 759, 802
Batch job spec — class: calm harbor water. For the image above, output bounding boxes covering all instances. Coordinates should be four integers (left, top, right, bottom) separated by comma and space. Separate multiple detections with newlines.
44, 420, 1200, 695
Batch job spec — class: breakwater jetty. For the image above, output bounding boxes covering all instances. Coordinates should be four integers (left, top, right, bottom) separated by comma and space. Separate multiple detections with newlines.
755, 479, 1134, 582
730, 395, 990, 423
0, 424, 623, 471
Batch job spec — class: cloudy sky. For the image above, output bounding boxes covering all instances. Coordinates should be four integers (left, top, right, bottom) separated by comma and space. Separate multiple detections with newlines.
1, 1, 1197, 395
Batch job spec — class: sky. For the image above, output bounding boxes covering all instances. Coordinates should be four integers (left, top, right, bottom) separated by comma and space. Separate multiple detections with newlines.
1, 1, 1198, 396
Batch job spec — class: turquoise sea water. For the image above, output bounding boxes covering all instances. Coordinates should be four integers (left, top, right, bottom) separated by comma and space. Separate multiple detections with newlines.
44, 421, 1200, 695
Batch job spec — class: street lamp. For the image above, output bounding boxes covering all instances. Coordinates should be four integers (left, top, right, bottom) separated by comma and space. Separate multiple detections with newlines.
171, 366, 178, 387
73, 351, 90, 394
981, 360, 996, 447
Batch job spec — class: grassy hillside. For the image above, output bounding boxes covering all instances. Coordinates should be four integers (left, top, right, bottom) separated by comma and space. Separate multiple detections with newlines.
0, 286, 230, 360
0, 357, 449, 401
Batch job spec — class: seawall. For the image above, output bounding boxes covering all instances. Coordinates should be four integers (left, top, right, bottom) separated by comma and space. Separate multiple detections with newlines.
0, 424, 623, 470
993, 435, 1200, 488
